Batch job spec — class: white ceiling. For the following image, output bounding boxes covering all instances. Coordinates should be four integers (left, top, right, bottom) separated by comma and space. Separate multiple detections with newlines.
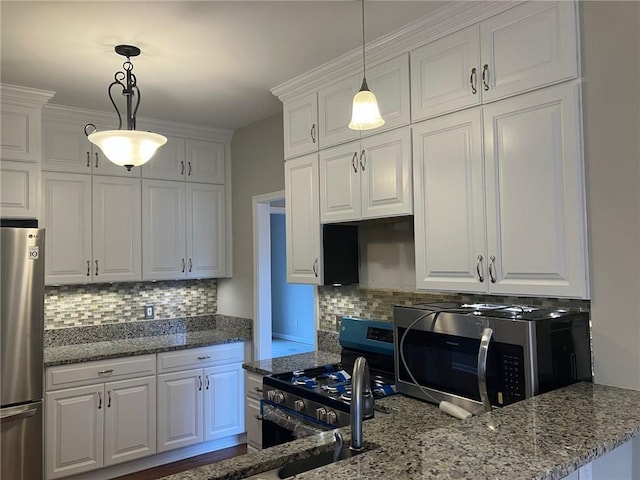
1, 1, 452, 131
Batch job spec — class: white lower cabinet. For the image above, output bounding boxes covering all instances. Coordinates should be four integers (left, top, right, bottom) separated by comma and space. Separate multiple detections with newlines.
244, 371, 263, 451
156, 343, 245, 454
45, 355, 157, 479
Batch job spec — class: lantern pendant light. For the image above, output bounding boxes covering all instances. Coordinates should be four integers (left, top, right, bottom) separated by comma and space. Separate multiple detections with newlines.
348, 0, 385, 131
85, 45, 167, 171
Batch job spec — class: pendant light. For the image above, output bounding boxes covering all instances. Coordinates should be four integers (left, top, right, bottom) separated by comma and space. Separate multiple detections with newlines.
84, 45, 167, 171
348, 0, 385, 131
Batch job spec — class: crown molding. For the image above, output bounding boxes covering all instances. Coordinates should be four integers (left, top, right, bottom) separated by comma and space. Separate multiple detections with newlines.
0, 83, 55, 108
271, 1, 524, 103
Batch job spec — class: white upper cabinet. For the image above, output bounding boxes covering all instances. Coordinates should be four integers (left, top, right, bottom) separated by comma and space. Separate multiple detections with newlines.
320, 127, 412, 223
285, 154, 322, 284
283, 93, 318, 160
140, 135, 187, 181
318, 74, 362, 149
411, 1, 577, 122
186, 139, 225, 184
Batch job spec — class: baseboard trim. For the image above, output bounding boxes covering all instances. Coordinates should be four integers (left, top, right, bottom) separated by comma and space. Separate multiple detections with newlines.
272, 333, 314, 345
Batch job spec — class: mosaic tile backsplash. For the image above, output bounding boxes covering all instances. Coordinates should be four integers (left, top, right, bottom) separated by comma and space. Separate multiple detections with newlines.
45, 279, 217, 329
317, 285, 590, 332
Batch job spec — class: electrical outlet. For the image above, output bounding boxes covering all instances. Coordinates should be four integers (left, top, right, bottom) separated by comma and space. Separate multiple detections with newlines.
144, 305, 154, 319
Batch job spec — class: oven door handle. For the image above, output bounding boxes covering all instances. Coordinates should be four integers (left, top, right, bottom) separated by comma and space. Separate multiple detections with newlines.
477, 327, 494, 413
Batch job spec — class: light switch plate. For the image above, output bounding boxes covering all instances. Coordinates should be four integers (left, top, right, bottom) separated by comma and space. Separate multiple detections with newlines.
144, 305, 154, 319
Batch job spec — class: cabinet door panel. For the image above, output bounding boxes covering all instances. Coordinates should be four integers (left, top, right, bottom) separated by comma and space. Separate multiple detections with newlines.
142, 180, 186, 280
0, 161, 39, 219
480, 1, 578, 102
283, 93, 318, 159
319, 142, 360, 223
157, 369, 203, 452
318, 75, 361, 148
411, 25, 481, 122
1, 104, 42, 162
245, 396, 262, 449
484, 83, 587, 297
284, 155, 321, 284
204, 364, 244, 441
104, 376, 156, 466
45, 385, 104, 479
141, 136, 186, 181
187, 183, 226, 278
360, 127, 412, 220
42, 173, 92, 284
42, 119, 93, 174
186, 139, 225, 184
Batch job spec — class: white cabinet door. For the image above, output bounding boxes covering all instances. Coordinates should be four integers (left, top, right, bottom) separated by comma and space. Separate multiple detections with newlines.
285, 154, 322, 284
187, 183, 226, 278
412, 110, 486, 292
92, 176, 142, 282
318, 75, 361, 148
283, 93, 318, 159
45, 384, 104, 480
42, 173, 93, 285
411, 25, 481, 122
203, 363, 244, 442
142, 179, 187, 280
0, 161, 39, 219
157, 369, 204, 452
319, 141, 360, 223
360, 127, 412, 220
42, 118, 94, 174
103, 376, 156, 466
186, 139, 225, 184
483, 82, 588, 298
141, 136, 186, 181
362, 53, 410, 136
245, 397, 262, 450
1, 102, 43, 163
480, 1, 578, 103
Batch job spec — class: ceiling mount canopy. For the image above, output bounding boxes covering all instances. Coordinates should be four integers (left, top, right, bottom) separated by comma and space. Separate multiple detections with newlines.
348, 0, 385, 131
85, 44, 166, 171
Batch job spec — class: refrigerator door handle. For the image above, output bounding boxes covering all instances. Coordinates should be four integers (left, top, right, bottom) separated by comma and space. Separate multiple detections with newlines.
0, 405, 37, 423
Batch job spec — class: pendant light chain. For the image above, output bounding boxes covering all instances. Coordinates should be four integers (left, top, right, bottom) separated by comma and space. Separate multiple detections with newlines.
361, 0, 366, 79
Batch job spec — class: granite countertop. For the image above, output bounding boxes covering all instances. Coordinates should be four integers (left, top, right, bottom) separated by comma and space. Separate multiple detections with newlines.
243, 351, 342, 376
158, 382, 640, 480
44, 326, 251, 367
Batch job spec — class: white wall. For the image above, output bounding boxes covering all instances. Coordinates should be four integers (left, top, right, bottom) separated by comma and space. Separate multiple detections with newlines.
581, 1, 640, 390
217, 113, 285, 319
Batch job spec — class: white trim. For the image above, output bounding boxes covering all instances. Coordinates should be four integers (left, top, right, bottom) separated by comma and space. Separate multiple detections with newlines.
272, 332, 314, 345
270, 1, 523, 103
0, 83, 55, 107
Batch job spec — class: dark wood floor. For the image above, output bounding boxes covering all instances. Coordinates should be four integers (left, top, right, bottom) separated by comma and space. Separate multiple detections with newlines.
114, 444, 247, 480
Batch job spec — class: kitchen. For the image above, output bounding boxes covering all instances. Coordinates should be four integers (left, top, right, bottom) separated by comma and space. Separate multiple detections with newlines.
1, 1, 639, 479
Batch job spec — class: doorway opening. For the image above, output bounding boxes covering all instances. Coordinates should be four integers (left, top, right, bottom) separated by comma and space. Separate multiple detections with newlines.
252, 191, 316, 361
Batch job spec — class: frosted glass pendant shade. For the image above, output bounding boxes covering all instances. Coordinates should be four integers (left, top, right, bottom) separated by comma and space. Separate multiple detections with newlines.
349, 81, 385, 131
88, 130, 167, 171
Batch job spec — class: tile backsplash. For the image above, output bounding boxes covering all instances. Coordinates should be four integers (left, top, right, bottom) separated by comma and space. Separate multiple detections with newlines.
45, 279, 217, 329
318, 285, 590, 332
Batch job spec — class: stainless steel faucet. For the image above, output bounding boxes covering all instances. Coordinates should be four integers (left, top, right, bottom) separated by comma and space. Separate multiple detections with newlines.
350, 356, 373, 451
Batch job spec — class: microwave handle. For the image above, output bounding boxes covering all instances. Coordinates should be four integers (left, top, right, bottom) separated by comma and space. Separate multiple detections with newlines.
477, 327, 494, 413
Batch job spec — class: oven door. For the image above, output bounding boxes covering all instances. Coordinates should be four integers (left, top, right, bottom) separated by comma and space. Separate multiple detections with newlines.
395, 326, 527, 412
261, 401, 331, 448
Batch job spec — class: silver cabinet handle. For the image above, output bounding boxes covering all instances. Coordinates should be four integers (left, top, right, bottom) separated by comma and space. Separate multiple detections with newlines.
470, 67, 477, 94
107, 390, 111, 408
95, 260, 99, 276
476, 254, 484, 283
197, 355, 211, 360
310, 124, 316, 144
188, 161, 192, 176
1, 405, 37, 423
488, 255, 496, 283
205, 375, 210, 390
351, 152, 358, 173
198, 375, 203, 391
181, 258, 185, 273
98, 369, 114, 375
254, 386, 263, 393
86, 260, 91, 276
482, 64, 490, 91
255, 415, 263, 421
312, 258, 318, 277
477, 327, 494, 413
95, 152, 99, 168
98, 392, 102, 410
86, 152, 91, 168
188, 258, 193, 273
359, 150, 366, 171
181, 161, 185, 176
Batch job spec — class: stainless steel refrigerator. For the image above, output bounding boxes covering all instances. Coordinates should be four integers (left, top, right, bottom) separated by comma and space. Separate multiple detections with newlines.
1, 221, 45, 480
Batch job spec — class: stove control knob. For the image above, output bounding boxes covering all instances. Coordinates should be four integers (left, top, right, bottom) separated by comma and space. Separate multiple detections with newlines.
273, 391, 285, 404
326, 410, 338, 425
294, 399, 305, 412
316, 407, 327, 422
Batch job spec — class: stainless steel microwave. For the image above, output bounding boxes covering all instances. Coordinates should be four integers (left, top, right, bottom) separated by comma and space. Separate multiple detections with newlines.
393, 303, 592, 415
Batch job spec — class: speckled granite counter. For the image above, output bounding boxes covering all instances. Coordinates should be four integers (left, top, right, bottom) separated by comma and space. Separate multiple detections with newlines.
243, 351, 341, 376
158, 382, 640, 480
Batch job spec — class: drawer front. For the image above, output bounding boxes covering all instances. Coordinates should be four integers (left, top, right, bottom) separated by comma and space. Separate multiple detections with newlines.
46, 355, 156, 391
245, 396, 262, 449
157, 343, 244, 373
245, 372, 263, 400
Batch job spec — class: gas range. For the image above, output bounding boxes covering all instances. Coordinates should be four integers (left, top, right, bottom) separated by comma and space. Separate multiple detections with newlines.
262, 317, 396, 432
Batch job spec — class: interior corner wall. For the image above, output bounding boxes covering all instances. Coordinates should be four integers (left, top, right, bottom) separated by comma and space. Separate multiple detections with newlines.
217, 112, 285, 319
581, 1, 640, 390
